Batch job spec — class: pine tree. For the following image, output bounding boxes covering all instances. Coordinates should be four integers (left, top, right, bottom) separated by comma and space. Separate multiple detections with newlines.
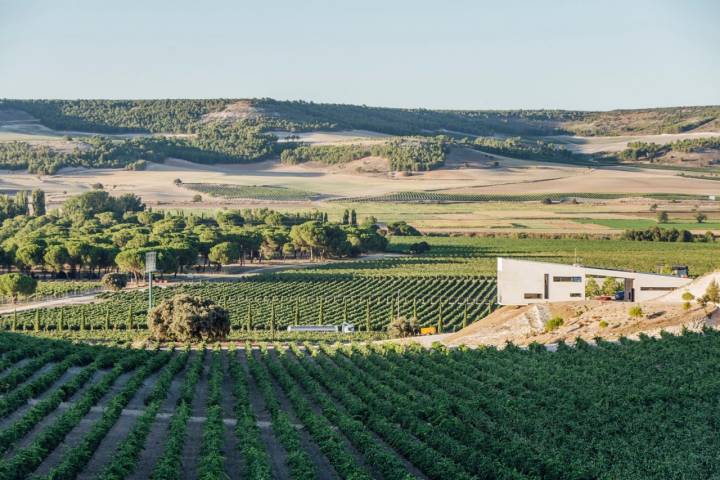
350, 209, 357, 226
342, 209, 349, 225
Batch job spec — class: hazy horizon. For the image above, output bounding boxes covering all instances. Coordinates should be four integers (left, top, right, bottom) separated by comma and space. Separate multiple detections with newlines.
2, 0, 719, 110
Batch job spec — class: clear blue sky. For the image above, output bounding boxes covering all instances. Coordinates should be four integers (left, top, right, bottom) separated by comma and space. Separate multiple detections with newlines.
1, 0, 718, 110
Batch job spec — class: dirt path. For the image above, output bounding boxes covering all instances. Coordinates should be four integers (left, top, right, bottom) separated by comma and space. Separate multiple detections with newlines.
264, 348, 339, 480
0, 293, 100, 315
221, 351, 244, 479
0, 365, 83, 430
75, 366, 167, 479
179, 351, 210, 480
30, 368, 137, 476
238, 348, 292, 480
128, 351, 196, 480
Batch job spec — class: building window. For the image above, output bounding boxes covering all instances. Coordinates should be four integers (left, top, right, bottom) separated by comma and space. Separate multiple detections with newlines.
553, 276, 582, 282
570, 293, 582, 297
524, 293, 542, 299
639, 286, 676, 291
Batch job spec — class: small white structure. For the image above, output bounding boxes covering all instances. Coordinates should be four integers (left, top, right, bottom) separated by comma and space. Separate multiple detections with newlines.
286, 323, 355, 333
497, 258, 691, 305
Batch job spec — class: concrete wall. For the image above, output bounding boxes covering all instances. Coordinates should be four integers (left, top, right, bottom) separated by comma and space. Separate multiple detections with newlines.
497, 258, 691, 305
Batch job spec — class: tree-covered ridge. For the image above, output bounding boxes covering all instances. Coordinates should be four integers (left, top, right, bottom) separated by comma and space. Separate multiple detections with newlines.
618, 136, 720, 161
0, 99, 234, 133
3, 98, 720, 138
564, 105, 720, 136
254, 98, 574, 136
279, 137, 448, 171
0, 123, 279, 174
462, 136, 609, 166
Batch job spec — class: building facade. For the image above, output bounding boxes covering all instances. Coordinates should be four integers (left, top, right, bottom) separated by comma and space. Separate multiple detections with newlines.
497, 258, 691, 305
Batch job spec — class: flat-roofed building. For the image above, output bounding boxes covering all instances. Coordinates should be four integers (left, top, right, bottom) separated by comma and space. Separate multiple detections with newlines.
497, 258, 691, 305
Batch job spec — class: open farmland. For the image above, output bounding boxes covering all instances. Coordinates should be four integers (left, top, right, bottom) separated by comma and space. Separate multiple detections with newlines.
0, 332, 719, 479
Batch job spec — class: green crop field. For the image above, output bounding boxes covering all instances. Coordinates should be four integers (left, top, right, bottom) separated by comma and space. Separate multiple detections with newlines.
0, 331, 719, 479
574, 218, 720, 230
339, 191, 717, 203
0, 274, 496, 334
182, 183, 322, 201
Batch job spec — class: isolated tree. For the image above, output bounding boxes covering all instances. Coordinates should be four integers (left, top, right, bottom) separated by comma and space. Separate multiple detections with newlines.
147, 294, 230, 342
192, 194, 202, 202
115, 249, 145, 284
695, 212, 707, 223
657, 211, 669, 224
342, 209, 350, 225
350, 209, 357, 226
0, 273, 37, 303
102, 272, 128, 291
31, 189, 46, 216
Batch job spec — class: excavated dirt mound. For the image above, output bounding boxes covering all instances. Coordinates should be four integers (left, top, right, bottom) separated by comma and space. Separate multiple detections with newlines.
394, 300, 719, 348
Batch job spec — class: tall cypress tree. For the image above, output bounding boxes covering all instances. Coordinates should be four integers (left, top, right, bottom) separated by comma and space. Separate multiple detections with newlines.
365, 298, 371, 332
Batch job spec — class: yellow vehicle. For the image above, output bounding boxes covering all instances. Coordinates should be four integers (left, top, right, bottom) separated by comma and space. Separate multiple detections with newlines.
420, 326, 437, 335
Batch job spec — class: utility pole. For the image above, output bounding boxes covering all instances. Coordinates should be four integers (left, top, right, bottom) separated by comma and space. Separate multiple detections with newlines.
146, 251, 157, 311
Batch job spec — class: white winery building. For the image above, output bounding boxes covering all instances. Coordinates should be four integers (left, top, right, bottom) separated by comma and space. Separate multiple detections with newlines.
497, 258, 691, 305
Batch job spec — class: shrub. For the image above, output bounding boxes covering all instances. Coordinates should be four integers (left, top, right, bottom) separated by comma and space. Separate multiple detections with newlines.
683, 301, 691, 311
387, 316, 418, 338
585, 277, 601, 298
598, 320, 608, 328
408, 241, 430, 254
628, 306, 643, 318
101, 272, 128, 291
657, 211, 669, 223
192, 194, 202, 202
148, 294, 230, 342
705, 279, 720, 303
544, 316, 564, 332
92, 182, 104, 190
681, 291, 695, 301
